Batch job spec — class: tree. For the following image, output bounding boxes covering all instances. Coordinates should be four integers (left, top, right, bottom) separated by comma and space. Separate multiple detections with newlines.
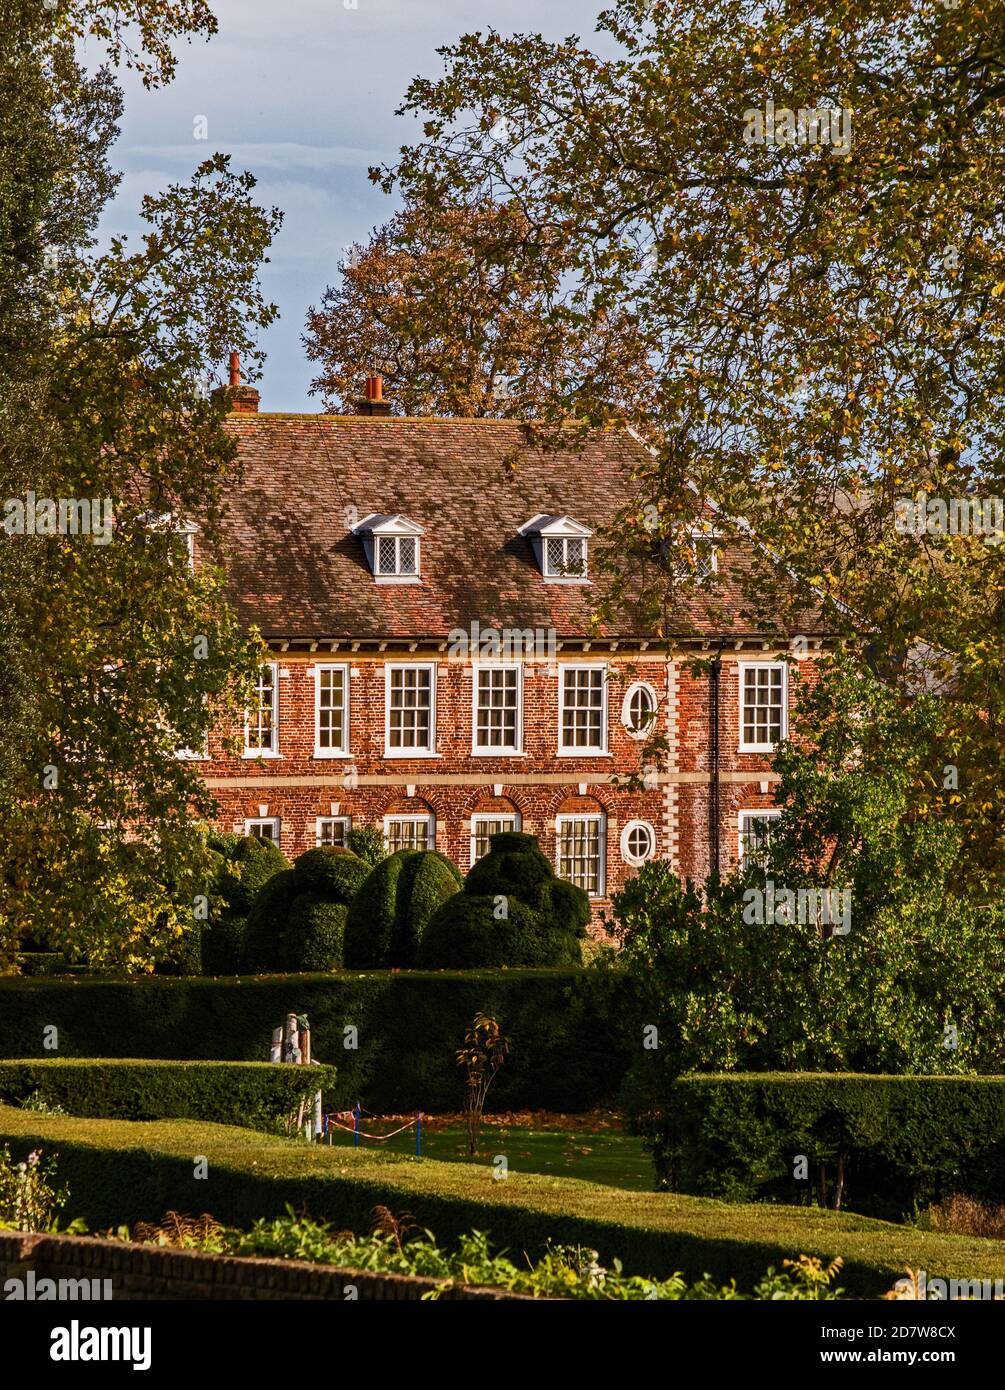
304, 199, 650, 418
0, 2, 281, 970
604, 657, 1005, 1108
370, 0, 1005, 880
457, 1012, 509, 1155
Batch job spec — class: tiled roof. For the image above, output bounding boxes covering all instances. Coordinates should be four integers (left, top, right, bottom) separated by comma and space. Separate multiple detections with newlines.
219, 414, 824, 641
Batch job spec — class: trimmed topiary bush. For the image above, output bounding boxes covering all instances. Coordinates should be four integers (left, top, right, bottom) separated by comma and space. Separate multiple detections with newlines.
465, 831, 553, 905
344, 850, 462, 968
243, 870, 300, 972
292, 847, 371, 902
245, 849, 369, 973
195, 834, 291, 975
279, 897, 349, 973
418, 832, 588, 968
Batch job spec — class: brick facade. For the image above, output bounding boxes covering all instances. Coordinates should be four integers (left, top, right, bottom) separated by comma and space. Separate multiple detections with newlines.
199, 397, 829, 927
202, 646, 813, 925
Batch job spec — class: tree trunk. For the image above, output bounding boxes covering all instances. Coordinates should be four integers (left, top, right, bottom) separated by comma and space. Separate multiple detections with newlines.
834, 1152, 846, 1211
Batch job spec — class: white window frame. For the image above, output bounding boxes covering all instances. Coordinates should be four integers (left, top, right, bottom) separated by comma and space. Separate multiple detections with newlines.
384, 663, 438, 757
543, 535, 588, 581
620, 819, 657, 867
470, 811, 521, 867
313, 662, 350, 758
471, 663, 524, 756
243, 661, 280, 758
738, 809, 782, 867
383, 813, 435, 853
375, 533, 421, 580
555, 812, 606, 897
621, 681, 659, 740
316, 815, 351, 848
244, 816, 281, 845
558, 662, 609, 756
738, 661, 788, 753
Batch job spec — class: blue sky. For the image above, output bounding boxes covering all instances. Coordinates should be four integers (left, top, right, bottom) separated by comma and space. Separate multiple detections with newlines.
98, 0, 604, 411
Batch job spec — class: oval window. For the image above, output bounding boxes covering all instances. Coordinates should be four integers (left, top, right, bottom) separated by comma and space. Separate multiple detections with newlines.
621, 820, 656, 867
622, 682, 657, 739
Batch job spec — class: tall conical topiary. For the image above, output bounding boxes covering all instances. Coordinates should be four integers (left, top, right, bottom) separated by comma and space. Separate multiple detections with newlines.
344, 849, 462, 967
418, 832, 588, 968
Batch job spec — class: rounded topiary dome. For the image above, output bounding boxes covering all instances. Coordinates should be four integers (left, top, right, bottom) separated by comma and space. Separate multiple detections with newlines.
242, 847, 370, 972
344, 849, 462, 967
417, 831, 588, 968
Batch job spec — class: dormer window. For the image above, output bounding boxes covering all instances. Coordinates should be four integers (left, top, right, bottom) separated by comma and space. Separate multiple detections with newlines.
353, 513, 423, 584
545, 536, 585, 578
377, 534, 417, 577
519, 514, 593, 583
662, 527, 718, 581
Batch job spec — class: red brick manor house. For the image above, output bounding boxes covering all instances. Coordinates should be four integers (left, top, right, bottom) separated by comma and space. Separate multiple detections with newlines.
197, 370, 828, 924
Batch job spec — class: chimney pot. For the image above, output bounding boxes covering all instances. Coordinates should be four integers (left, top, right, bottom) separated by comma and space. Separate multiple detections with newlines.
354, 372, 391, 416
212, 350, 260, 413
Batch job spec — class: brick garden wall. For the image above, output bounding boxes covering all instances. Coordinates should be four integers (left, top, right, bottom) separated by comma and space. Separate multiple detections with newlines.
0, 1231, 524, 1301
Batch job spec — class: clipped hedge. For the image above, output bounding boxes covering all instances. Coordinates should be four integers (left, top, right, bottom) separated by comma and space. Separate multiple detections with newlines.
344, 850, 463, 968
646, 1073, 1005, 1219
0, 971, 632, 1113
0, 1060, 339, 1131
2, 1108, 1004, 1296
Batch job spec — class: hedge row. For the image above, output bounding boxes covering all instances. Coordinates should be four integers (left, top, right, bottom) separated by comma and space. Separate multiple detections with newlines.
2, 1107, 1003, 1296
646, 1074, 1005, 1219
0, 1061, 339, 1132
0, 972, 633, 1113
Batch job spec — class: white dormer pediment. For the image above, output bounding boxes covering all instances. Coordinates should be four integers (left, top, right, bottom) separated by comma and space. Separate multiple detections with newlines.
519, 514, 592, 582
352, 512, 423, 582
353, 513, 424, 538
518, 513, 593, 540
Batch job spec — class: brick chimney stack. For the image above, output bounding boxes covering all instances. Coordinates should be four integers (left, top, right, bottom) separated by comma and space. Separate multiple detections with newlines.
213, 351, 260, 413
354, 373, 392, 417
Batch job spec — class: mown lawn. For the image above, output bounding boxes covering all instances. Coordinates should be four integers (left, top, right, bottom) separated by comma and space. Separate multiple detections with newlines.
3, 1105, 1004, 1296
325, 1115, 653, 1190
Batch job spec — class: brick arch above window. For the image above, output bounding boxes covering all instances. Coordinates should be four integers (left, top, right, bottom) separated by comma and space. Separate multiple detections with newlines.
471, 794, 522, 817
541, 784, 597, 820
381, 792, 441, 819
556, 793, 606, 816
461, 784, 535, 818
